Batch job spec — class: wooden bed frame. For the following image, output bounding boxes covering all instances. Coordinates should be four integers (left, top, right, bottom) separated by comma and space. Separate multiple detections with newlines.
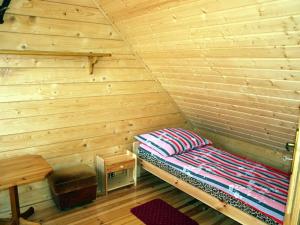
132, 125, 300, 225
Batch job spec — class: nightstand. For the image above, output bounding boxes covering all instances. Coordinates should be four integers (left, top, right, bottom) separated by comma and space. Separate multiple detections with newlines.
96, 151, 137, 195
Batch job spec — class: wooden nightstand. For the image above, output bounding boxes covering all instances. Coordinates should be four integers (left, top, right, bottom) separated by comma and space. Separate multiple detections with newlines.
96, 151, 137, 195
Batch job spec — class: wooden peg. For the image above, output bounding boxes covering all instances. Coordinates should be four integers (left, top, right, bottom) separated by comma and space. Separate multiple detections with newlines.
88, 56, 98, 75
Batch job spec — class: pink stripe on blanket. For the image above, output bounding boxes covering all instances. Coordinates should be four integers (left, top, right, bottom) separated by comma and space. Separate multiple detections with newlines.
199, 146, 287, 180
185, 151, 289, 196
201, 146, 289, 177
139, 143, 287, 213
193, 147, 289, 191
166, 156, 286, 212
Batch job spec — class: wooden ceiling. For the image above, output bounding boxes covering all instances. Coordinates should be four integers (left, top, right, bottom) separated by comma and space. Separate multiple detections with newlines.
98, 0, 300, 151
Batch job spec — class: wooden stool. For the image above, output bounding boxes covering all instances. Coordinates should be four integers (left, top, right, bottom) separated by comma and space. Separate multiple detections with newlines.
48, 165, 97, 210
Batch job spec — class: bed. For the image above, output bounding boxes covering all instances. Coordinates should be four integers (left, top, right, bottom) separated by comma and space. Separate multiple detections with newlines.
132, 128, 292, 225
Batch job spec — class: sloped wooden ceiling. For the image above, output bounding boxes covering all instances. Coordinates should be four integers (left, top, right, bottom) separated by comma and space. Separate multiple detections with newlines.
98, 0, 300, 151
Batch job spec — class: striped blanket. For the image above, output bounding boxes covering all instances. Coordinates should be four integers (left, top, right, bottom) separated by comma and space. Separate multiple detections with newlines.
138, 144, 290, 224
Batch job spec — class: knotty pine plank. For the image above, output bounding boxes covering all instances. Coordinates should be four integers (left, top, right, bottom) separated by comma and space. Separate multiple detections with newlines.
47, 0, 98, 8
193, 120, 286, 151
0, 81, 162, 103
130, 31, 300, 50
7, 0, 108, 24
183, 108, 294, 140
151, 68, 300, 81
0, 118, 186, 158
123, 13, 300, 40
0, 92, 171, 119
165, 85, 300, 109
0, 114, 184, 154
0, 55, 141, 68
117, 0, 299, 30
170, 91, 299, 116
178, 102, 296, 130
189, 117, 290, 150
0, 14, 121, 40
172, 95, 298, 123
185, 109, 295, 137
0, 102, 177, 136
157, 73, 300, 92
140, 46, 300, 58
145, 58, 300, 71
106, 0, 273, 22
0, 68, 151, 85
0, 32, 130, 54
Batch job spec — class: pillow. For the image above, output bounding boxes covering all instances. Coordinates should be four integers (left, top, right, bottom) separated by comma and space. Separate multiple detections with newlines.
139, 143, 167, 157
135, 128, 212, 157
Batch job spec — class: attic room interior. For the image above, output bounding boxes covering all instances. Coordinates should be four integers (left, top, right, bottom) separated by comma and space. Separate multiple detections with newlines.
0, 0, 300, 225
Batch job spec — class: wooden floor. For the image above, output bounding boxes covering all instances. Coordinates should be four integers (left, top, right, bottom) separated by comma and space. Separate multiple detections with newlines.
32, 174, 240, 225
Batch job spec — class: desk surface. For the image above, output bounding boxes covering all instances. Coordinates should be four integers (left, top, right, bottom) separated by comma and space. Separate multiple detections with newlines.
0, 155, 53, 190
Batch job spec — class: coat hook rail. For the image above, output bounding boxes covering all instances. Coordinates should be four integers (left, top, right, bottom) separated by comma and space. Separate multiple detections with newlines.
0, 50, 112, 75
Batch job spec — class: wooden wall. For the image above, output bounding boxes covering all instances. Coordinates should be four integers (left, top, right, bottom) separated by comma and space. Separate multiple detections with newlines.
98, 0, 300, 154
0, 0, 186, 216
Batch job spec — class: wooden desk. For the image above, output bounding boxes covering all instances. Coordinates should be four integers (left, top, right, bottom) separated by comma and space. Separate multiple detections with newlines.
0, 155, 53, 225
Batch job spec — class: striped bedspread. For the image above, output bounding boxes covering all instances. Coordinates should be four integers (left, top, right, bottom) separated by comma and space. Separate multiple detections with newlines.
138, 144, 290, 225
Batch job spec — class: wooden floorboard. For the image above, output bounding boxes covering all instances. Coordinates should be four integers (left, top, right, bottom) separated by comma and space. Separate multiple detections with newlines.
31, 174, 240, 225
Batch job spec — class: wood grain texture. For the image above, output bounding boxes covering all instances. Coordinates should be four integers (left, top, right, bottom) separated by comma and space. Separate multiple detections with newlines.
98, 0, 300, 154
1, 0, 298, 220
7, 0, 108, 24
0, 0, 185, 217
194, 128, 292, 172
0, 155, 52, 190
29, 174, 240, 225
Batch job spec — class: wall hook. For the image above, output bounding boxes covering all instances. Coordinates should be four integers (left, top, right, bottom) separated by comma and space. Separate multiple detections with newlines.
0, 0, 11, 24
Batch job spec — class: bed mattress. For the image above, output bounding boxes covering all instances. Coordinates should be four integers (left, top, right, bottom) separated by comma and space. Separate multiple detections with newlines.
138, 144, 290, 225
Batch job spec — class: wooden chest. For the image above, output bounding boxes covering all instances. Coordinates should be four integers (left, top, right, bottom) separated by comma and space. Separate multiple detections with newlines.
48, 164, 97, 210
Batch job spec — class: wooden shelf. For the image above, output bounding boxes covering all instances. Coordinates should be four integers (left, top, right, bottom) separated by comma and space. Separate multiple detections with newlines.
0, 49, 112, 57
0, 49, 112, 74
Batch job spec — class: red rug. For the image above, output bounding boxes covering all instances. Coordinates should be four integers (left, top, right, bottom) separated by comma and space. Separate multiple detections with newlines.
131, 199, 198, 225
